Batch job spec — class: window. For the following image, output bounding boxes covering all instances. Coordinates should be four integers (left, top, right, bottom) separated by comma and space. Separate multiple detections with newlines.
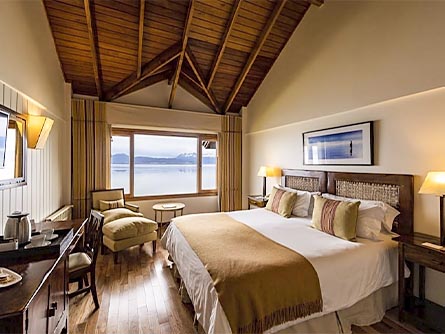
110, 129, 218, 199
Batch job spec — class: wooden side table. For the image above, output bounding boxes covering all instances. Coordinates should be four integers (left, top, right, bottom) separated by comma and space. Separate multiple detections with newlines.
153, 202, 185, 238
247, 195, 268, 209
394, 233, 445, 333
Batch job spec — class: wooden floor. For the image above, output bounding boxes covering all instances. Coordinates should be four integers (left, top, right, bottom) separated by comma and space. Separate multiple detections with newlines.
69, 243, 422, 334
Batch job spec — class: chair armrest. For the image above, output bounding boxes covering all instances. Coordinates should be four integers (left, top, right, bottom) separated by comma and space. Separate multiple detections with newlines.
125, 203, 140, 213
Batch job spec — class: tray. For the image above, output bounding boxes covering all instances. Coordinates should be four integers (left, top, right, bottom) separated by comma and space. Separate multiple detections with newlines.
0, 228, 74, 265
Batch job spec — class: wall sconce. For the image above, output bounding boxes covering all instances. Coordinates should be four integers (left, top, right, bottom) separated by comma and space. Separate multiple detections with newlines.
257, 166, 282, 197
27, 115, 54, 149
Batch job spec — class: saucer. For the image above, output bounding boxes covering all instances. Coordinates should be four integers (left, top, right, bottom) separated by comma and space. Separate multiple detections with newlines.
0, 268, 22, 288
24, 240, 51, 249
46, 234, 59, 241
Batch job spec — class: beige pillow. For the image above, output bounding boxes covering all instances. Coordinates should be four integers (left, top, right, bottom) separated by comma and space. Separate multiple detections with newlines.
99, 199, 125, 211
265, 186, 298, 218
312, 196, 360, 241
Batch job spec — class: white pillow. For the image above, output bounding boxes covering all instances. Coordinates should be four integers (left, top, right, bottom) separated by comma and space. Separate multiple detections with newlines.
382, 203, 400, 232
277, 185, 311, 217
322, 193, 385, 240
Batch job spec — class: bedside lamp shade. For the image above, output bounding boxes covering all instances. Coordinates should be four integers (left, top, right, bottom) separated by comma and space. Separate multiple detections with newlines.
419, 171, 445, 245
257, 166, 282, 197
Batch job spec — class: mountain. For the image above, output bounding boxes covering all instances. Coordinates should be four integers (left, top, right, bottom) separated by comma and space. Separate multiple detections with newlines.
111, 153, 216, 165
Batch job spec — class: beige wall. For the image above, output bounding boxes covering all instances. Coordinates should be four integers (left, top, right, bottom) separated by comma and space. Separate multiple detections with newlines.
0, 1, 70, 233
106, 102, 221, 216
246, 2, 445, 305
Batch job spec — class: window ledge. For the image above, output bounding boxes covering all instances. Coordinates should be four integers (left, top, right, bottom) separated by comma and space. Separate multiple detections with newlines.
125, 191, 217, 202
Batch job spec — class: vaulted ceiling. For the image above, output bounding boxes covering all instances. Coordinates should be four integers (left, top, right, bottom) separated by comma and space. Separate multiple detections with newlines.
43, 0, 320, 114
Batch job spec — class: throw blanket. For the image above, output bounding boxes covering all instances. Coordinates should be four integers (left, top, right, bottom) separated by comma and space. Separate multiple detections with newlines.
174, 213, 323, 333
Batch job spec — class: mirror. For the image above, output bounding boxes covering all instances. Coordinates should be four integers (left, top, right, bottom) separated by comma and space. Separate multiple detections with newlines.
0, 105, 26, 189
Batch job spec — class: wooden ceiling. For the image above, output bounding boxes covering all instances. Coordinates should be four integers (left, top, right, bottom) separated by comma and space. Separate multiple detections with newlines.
43, 0, 320, 114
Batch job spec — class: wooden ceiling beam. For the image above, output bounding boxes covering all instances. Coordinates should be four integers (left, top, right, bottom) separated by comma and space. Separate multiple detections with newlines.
137, 0, 145, 78
180, 74, 216, 112
124, 68, 172, 96
104, 42, 181, 101
185, 49, 220, 114
168, 0, 195, 109
223, 0, 287, 113
83, 0, 102, 98
206, 0, 242, 90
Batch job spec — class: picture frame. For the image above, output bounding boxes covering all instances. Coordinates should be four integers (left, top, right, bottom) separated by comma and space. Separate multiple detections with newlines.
303, 121, 373, 165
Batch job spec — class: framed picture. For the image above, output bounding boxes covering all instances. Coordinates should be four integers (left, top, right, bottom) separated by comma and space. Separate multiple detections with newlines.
303, 121, 373, 165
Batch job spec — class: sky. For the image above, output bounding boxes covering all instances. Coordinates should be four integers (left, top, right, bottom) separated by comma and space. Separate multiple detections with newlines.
111, 134, 198, 158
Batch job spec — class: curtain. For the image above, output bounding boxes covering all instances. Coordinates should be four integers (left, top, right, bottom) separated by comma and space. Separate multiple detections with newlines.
72, 100, 111, 218
218, 115, 242, 211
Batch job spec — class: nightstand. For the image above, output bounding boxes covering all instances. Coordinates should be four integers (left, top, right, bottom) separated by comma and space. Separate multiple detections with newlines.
247, 195, 268, 209
394, 233, 445, 333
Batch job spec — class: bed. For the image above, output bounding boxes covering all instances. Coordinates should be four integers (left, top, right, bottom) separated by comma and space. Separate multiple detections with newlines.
162, 170, 414, 334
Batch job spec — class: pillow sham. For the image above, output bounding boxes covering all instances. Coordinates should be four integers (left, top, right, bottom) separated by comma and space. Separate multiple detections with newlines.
276, 185, 312, 217
312, 196, 360, 241
265, 186, 298, 218
382, 203, 400, 232
99, 199, 125, 211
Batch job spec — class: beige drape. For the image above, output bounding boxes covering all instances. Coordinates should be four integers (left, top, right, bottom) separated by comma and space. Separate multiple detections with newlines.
72, 100, 111, 218
218, 115, 242, 211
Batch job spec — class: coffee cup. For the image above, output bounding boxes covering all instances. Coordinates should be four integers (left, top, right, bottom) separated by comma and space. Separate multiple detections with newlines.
30, 234, 46, 247
41, 228, 54, 240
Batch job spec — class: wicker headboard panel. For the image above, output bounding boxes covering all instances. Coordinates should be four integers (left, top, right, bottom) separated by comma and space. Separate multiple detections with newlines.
282, 169, 327, 193
327, 172, 414, 235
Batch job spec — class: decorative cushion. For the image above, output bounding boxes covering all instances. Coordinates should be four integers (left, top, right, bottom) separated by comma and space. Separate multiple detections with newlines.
312, 196, 360, 241
265, 186, 298, 218
102, 208, 143, 224
69, 252, 91, 273
276, 185, 312, 217
102, 217, 158, 241
99, 199, 125, 211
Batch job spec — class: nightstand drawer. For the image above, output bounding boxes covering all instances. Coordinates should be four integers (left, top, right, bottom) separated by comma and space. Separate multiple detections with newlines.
405, 244, 445, 273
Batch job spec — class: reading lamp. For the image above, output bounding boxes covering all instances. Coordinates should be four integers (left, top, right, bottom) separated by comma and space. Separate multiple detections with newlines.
419, 171, 445, 245
257, 166, 281, 197
27, 115, 54, 149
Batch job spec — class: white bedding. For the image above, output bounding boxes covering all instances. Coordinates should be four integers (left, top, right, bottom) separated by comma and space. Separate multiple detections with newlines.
162, 208, 405, 334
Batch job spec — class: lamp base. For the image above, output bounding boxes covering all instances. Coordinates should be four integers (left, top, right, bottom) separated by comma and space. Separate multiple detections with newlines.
262, 177, 266, 198
440, 196, 445, 246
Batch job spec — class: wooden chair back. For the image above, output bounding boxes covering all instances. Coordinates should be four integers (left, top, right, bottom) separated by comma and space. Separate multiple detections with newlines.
83, 210, 104, 266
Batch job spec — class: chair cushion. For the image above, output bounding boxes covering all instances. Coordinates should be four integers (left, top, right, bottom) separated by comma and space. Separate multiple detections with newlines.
102, 217, 158, 241
69, 252, 92, 273
102, 208, 143, 224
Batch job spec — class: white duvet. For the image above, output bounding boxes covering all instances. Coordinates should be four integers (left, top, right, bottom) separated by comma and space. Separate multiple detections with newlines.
162, 208, 404, 334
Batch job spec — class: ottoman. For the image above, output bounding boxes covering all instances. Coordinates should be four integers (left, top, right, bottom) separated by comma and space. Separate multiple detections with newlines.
102, 216, 158, 263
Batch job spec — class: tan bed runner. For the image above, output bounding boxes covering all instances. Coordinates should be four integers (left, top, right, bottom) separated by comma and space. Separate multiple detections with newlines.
174, 213, 323, 333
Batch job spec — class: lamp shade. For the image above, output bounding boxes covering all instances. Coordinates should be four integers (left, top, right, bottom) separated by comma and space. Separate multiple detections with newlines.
257, 166, 281, 177
419, 172, 445, 195
27, 115, 54, 149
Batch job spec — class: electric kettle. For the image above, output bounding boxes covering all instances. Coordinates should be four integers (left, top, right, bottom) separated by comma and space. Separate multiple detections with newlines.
3, 211, 31, 245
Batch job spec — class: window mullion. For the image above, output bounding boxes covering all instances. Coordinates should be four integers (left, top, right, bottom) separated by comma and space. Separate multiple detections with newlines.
130, 133, 135, 198
197, 135, 202, 193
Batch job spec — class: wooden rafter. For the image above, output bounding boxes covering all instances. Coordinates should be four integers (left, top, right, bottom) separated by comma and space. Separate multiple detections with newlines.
180, 74, 215, 111
104, 43, 181, 101
185, 49, 220, 113
125, 68, 172, 96
206, 0, 242, 90
223, 0, 287, 113
168, 0, 195, 109
137, 0, 146, 78
83, 0, 102, 98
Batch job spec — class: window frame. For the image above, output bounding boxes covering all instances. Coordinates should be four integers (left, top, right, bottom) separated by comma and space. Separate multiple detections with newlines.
111, 128, 218, 200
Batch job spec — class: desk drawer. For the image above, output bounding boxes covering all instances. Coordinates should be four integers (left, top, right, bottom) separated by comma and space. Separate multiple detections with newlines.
405, 244, 445, 273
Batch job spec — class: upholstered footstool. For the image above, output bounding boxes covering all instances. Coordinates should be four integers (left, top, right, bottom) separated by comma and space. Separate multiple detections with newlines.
102, 216, 158, 263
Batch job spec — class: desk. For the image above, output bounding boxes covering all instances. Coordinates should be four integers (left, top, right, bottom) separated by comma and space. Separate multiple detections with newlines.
394, 233, 445, 333
0, 218, 86, 334
153, 203, 185, 238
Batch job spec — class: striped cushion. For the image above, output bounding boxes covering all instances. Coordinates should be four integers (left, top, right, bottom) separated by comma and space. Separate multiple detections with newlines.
312, 196, 359, 241
99, 199, 125, 211
265, 187, 298, 218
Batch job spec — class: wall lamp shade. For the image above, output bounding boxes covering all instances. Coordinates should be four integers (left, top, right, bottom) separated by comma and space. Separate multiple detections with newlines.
257, 166, 281, 197
27, 115, 54, 149
419, 171, 445, 246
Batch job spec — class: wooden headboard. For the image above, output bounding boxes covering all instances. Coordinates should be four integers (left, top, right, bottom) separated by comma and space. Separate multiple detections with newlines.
281, 169, 414, 235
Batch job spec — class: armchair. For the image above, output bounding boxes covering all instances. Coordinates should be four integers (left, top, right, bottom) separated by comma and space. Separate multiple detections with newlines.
91, 188, 158, 263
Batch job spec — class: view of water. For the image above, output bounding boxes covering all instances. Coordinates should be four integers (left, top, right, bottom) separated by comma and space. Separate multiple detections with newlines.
111, 164, 217, 196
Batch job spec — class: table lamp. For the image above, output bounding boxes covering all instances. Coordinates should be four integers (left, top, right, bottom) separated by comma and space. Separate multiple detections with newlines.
419, 171, 445, 245
257, 166, 281, 197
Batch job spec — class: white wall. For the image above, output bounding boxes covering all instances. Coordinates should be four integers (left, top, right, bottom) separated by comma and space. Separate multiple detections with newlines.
106, 102, 221, 217
0, 1, 70, 233
246, 1, 445, 305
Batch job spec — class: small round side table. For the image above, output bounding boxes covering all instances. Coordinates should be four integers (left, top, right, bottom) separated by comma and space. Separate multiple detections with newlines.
152, 202, 185, 238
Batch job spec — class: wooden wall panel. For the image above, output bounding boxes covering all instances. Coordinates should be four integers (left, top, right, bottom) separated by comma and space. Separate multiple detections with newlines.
0, 82, 69, 235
